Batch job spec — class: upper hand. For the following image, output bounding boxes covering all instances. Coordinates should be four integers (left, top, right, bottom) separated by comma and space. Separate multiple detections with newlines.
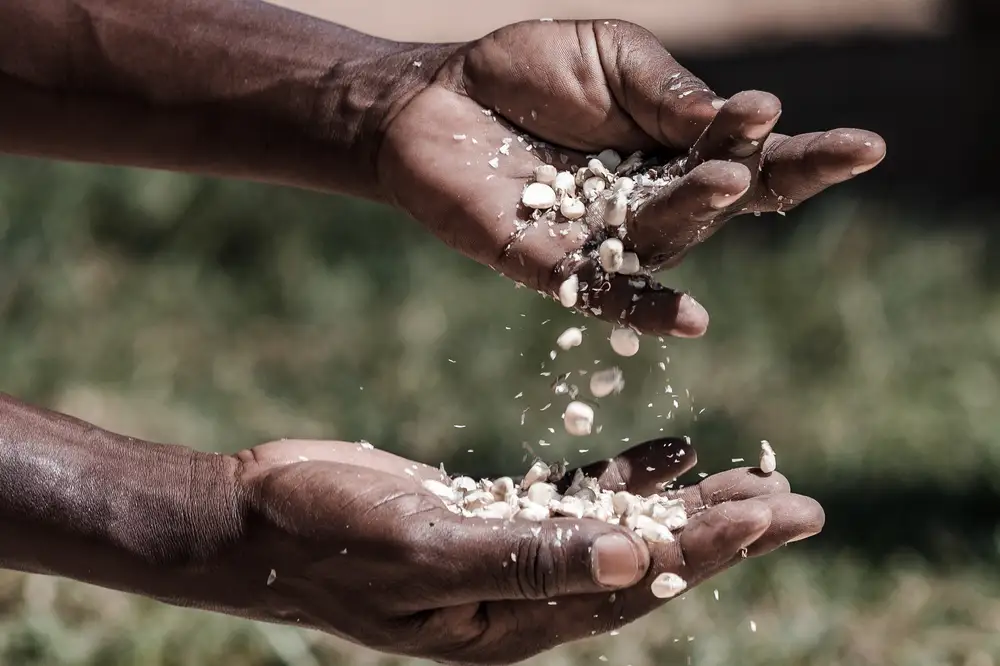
231, 437, 822, 664
377, 20, 886, 337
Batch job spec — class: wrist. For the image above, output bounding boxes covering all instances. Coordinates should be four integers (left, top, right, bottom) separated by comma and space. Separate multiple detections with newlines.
0, 394, 253, 613
308, 39, 459, 203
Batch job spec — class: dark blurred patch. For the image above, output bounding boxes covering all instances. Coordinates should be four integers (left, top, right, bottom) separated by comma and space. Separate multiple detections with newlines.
674, 6, 999, 212
802, 477, 1000, 564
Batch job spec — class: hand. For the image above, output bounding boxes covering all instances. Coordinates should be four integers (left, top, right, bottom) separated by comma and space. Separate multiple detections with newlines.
232, 436, 823, 664
377, 20, 886, 337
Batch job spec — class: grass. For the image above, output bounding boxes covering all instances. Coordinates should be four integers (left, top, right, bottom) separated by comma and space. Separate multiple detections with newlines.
1, 156, 998, 664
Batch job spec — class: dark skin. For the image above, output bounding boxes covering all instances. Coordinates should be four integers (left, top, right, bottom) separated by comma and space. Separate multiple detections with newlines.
1, 396, 821, 665
0, 1, 882, 663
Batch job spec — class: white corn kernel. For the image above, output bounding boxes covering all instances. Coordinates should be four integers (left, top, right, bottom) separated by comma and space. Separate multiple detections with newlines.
636, 516, 675, 543
618, 252, 641, 275
612, 176, 635, 195
556, 496, 586, 519
563, 401, 595, 436
560, 196, 586, 220
515, 502, 550, 521
612, 491, 640, 517
599, 238, 625, 273
522, 461, 551, 489
553, 171, 576, 195
534, 164, 558, 186
451, 476, 478, 495
491, 477, 516, 500
649, 503, 668, 521
635, 515, 659, 530
464, 490, 496, 510
760, 440, 776, 474
661, 505, 688, 531
589, 367, 625, 398
527, 482, 559, 506
582, 176, 607, 200
619, 513, 640, 530
556, 327, 583, 350
651, 572, 688, 599
588, 158, 611, 179
558, 275, 579, 308
610, 327, 640, 357
522, 182, 557, 209
603, 193, 628, 227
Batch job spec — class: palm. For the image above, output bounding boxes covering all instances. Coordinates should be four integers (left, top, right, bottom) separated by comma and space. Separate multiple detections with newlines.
379, 20, 886, 338
242, 438, 822, 663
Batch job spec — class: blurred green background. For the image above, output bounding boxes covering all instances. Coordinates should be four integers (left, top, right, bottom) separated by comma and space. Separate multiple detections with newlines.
2, 6, 1000, 666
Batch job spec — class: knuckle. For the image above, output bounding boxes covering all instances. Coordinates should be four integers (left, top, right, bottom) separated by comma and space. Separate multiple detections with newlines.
513, 537, 568, 599
598, 18, 648, 39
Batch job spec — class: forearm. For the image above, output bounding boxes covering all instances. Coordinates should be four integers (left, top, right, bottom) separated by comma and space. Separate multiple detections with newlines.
0, 0, 450, 201
0, 392, 259, 614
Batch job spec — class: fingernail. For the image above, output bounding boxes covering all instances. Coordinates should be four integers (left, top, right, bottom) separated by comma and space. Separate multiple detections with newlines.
711, 98, 727, 110
785, 530, 821, 544
592, 534, 643, 587
851, 153, 885, 175
744, 110, 781, 141
671, 293, 709, 339
710, 183, 751, 209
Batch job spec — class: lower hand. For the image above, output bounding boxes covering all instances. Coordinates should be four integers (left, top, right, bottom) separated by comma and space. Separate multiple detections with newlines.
378, 20, 885, 338
231, 436, 823, 664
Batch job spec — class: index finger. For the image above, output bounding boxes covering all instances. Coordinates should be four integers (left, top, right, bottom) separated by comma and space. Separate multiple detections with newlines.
557, 436, 699, 497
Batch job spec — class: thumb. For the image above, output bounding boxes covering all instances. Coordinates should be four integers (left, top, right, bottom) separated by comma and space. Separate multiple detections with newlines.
424, 516, 651, 605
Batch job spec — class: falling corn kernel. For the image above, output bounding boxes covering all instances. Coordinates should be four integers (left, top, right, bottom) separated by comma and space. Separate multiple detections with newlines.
563, 400, 595, 436
558, 275, 579, 308
610, 327, 640, 357
556, 327, 584, 350
589, 367, 625, 398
